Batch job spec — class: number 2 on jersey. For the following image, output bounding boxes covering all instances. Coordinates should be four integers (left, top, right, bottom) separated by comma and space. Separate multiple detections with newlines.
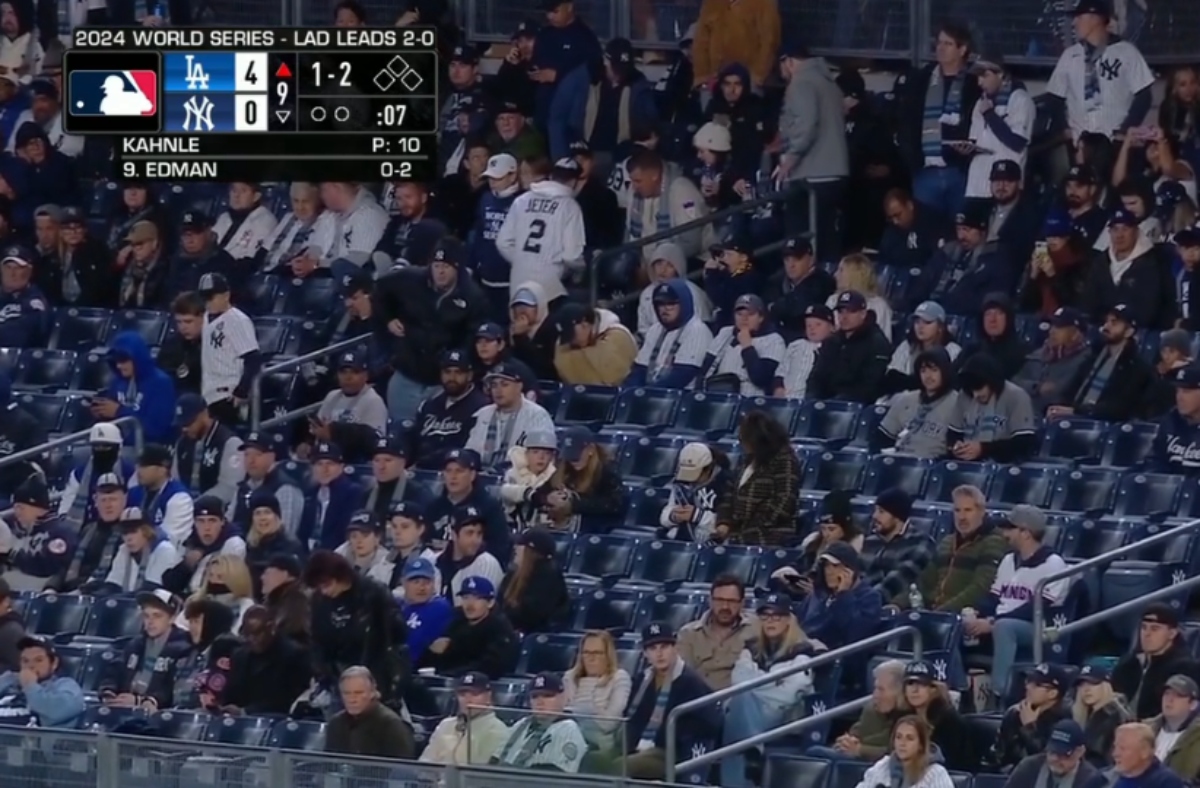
522, 219, 546, 254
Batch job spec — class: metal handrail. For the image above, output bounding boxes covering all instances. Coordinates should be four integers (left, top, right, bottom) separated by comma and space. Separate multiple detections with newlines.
260, 402, 323, 431
675, 696, 872, 778
663, 624, 921, 782
1044, 574, 1200, 644
588, 182, 808, 306
0, 416, 143, 471
248, 336, 366, 429
1031, 517, 1200, 662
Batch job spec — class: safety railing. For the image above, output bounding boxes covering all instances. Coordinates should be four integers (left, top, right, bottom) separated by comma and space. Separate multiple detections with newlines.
248, 336, 366, 430
1031, 517, 1200, 663
663, 624, 922, 783
0, 415, 143, 475
1044, 574, 1200, 648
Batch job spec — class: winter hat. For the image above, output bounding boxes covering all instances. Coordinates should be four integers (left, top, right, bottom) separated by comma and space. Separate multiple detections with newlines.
692, 122, 731, 153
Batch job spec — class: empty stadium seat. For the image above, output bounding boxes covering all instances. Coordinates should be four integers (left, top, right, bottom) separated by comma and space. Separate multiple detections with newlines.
281, 276, 341, 320
566, 534, 639, 580
536, 381, 561, 415
1064, 517, 1140, 560
202, 713, 274, 747
264, 719, 326, 751
623, 486, 671, 530
763, 756, 832, 788
803, 448, 868, 492
574, 588, 644, 632
15, 349, 77, 391
252, 316, 295, 356
1048, 467, 1121, 513
109, 309, 170, 347
793, 399, 861, 444
257, 364, 300, 419
82, 596, 143, 640
694, 544, 761, 586
557, 385, 617, 425
79, 705, 144, 732
1101, 564, 1176, 639
1101, 422, 1159, 468
51, 307, 112, 351
831, 760, 870, 788
1039, 418, 1108, 463
519, 633, 582, 674
924, 461, 993, 503
16, 392, 68, 432
27, 593, 92, 636
989, 463, 1060, 508
74, 352, 113, 392
847, 404, 889, 448
618, 435, 686, 481
610, 387, 682, 432
736, 396, 800, 435
0, 347, 19, 379
860, 454, 931, 497
673, 391, 740, 438
634, 591, 704, 634
1111, 473, 1183, 518
629, 539, 700, 585
243, 273, 282, 314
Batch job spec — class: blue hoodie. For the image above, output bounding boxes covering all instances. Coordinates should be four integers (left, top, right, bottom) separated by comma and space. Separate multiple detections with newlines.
0, 671, 85, 727
102, 331, 177, 445
800, 573, 883, 653
625, 278, 701, 389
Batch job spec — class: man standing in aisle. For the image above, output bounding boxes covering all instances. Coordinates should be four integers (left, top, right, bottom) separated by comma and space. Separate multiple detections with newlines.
199, 272, 261, 427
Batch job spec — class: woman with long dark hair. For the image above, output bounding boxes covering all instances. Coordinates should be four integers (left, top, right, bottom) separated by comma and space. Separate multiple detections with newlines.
715, 410, 801, 547
854, 715, 956, 788
527, 426, 625, 531
496, 528, 569, 633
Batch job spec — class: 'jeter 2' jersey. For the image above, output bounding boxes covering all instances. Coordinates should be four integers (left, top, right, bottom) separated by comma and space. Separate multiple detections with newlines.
495, 182, 586, 301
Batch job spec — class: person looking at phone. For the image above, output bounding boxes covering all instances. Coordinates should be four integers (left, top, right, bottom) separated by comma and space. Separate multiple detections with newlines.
963, 51, 1034, 200
770, 490, 862, 598
1018, 216, 1092, 318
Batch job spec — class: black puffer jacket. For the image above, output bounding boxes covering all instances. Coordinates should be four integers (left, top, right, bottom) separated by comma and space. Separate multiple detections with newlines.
310, 575, 410, 702
1080, 697, 1133, 768
1113, 639, 1200, 720
957, 292, 1029, 381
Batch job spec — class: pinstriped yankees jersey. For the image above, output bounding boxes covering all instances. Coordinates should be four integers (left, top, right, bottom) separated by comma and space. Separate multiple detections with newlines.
201, 307, 258, 404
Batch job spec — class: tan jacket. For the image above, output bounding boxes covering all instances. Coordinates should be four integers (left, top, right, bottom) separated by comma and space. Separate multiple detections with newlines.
692, 0, 781, 88
553, 308, 638, 386
676, 611, 759, 690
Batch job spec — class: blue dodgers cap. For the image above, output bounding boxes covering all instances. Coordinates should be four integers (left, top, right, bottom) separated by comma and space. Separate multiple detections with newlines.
402, 556, 436, 581
1175, 365, 1200, 390
559, 425, 594, 464
172, 392, 207, 427
1047, 720, 1086, 755
641, 621, 676, 646
1108, 207, 1139, 227
443, 448, 481, 471
389, 500, 425, 522
835, 290, 867, 311
1026, 662, 1066, 691
1050, 306, 1087, 331
458, 575, 496, 599
755, 592, 792, 616
475, 321, 505, 341
904, 659, 937, 685
1076, 664, 1111, 684
455, 671, 491, 691
1107, 303, 1138, 328
312, 441, 344, 462
440, 349, 472, 370
529, 672, 564, 696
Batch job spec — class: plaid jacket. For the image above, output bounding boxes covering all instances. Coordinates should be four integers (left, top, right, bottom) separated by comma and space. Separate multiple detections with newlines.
718, 448, 801, 547
861, 527, 938, 605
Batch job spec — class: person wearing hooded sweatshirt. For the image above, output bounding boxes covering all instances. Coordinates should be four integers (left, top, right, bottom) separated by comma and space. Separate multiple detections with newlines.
1082, 208, 1176, 330
99, 507, 181, 594
162, 495, 247, 599
720, 593, 815, 788
699, 293, 785, 396
573, 38, 657, 165
509, 280, 566, 381
1014, 307, 1095, 415
174, 596, 240, 711
957, 292, 1030, 381
471, 322, 538, 396
876, 347, 962, 460
884, 302, 963, 397
0, 636, 84, 728
799, 543, 882, 655
496, 527, 569, 633
626, 279, 712, 390
100, 588, 193, 711
951, 354, 1038, 463
703, 63, 772, 175
12, 122, 76, 209
553, 302, 638, 386
97, 331, 177, 447
470, 152, 524, 321
56, 422, 133, 523
636, 241, 712, 338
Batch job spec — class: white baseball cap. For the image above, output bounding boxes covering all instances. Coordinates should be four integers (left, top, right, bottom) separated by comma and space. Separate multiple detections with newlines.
675, 443, 714, 482
89, 422, 123, 445
483, 153, 517, 179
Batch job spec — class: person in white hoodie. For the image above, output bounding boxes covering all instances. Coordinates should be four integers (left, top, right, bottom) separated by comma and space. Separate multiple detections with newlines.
334, 512, 392, 577
854, 715, 956, 788
210, 182, 279, 261
719, 593, 815, 788
496, 158, 587, 302
499, 430, 559, 531
101, 508, 181, 594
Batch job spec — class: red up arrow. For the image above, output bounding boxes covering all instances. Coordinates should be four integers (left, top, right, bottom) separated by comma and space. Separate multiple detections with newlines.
275, 62, 292, 78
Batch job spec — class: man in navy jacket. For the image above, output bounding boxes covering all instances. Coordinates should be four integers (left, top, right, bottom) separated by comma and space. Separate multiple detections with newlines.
297, 442, 367, 552
423, 448, 509, 565
904, 200, 1016, 315
619, 621, 720, 781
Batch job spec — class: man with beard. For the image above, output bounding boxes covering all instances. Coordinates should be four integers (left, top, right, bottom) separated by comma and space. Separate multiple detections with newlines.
172, 393, 245, 507
408, 350, 489, 470
56, 422, 134, 523
704, 62, 772, 174
676, 575, 758, 690
1060, 164, 1108, 246
859, 489, 935, 606
984, 160, 1040, 269
38, 206, 113, 308
904, 201, 1016, 315
376, 180, 445, 266
1049, 303, 1156, 423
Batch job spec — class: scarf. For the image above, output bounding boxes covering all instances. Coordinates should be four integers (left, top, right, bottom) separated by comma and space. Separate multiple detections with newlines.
263, 213, 315, 266
993, 79, 1014, 114
481, 407, 521, 467
632, 656, 684, 746
584, 82, 631, 144
1041, 334, 1090, 362
922, 68, 964, 165
121, 258, 159, 307
628, 183, 675, 241
496, 718, 550, 766
1083, 40, 1105, 111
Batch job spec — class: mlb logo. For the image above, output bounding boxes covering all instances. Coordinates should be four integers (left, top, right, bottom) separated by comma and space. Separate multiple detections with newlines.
68, 70, 157, 117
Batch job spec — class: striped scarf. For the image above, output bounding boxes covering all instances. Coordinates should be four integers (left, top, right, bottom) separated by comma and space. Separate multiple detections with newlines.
1083, 41, 1104, 108
264, 214, 315, 266
992, 80, 1014, 114
628, 189, 675, 242
921, 69, 965, 164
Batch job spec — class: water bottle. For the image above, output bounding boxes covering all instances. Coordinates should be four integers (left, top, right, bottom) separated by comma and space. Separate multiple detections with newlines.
908, 583, 924, 611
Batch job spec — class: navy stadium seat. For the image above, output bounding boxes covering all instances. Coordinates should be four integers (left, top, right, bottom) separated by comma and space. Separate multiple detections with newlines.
15, 349, 77, 391
629, 539, 700, 585
202, 713, 274, 746
1048, 467, 1121, 513
82, 596, 143, 640
831, 760, 870, 788
1101, 422, 1159, 468
924, 461, 993, 503
566, 534, 639, 580
73, 351, 113, 392
536, 381, 561, 415
624, 486, 671, 530
1039, 418, 1108, 463
694, 544, 761, 586
618, 435, 686, 481
264, 719, 326, 750
1111, 472, 1183, 518
28, 593, 92, 636
1015, 315, 1050, 346
258, 364, 299, 419
282, 275, 341, 320
673, 390, 740, 438
1101, 563, 1175, 639
803, 448, 868, 492
989, 463, 1060, 508
574, 588, 644, 632
848, 404, 889, 448
634, 591, 704, 633
793, 399, 862, 444
252, 316, 295, 356
148, 709, 210, 741
0, 346, 19, 379
109, 309, 170, 347
610, 387, 682, 431
79, 705, 144, 732
556, 384, 617, 425
860, 454, 931, 497
736, 396, 800, 435
519, 633, 582, 674
51, 307, 111, 351
1065, 517, 1140, 560
243, 273, 282, 314
763, 756, 832, 788
59, 394, 93, 433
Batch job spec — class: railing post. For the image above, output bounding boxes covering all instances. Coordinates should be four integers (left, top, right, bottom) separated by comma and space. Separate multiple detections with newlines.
250, 373, 263, 431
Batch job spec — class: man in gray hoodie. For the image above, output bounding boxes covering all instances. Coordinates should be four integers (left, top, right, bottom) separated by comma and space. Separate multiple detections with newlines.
776, 41, 849, 261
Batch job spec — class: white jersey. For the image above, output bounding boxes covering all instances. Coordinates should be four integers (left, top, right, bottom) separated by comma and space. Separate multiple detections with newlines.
495, 180, 586, 302
491, 717, 588, 772
201, 307, 258, 404
1047, 38, 1154, 140
989, 548, 1071, 617
965, 86, 1036, 198
212, 205, 279, 260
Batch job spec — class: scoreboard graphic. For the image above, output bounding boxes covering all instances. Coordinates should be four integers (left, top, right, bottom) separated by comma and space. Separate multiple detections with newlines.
62, 27, 440, 181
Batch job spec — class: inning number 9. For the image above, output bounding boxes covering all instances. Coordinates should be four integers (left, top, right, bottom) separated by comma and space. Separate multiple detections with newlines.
276, 80, 289, 106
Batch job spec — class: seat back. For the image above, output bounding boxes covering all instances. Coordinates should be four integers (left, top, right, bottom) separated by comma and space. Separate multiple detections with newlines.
611, 387, 682, 429
1039, 418, 1108, 462
674, 391, 740, 437
630, 539, 700, 584
794, 400, 862, 444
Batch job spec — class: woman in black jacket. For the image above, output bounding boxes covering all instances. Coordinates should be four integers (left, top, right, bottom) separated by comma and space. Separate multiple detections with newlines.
1072, 664, 1132, 768
496, 527, 569, 633
176, 597, 241, 711
902, 660, 974, 772
528, 426, 626, 531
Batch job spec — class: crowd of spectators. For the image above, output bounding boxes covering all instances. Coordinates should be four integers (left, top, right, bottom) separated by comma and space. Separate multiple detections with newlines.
0, 0, 1199, 785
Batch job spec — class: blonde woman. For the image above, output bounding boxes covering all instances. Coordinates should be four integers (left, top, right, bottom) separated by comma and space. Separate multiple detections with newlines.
720, 593, 815, 788
1073, 664, 1132, 767
563, 630, 632, 752
854, 716, 955, 788
826, 253, 894, 340
176, 554, 256, 632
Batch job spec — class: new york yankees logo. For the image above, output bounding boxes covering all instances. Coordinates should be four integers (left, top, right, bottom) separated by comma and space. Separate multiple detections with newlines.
1098, 58, 1122, 80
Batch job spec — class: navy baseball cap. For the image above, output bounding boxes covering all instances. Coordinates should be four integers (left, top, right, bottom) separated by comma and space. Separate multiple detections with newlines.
652, 283, 680, 304
1069, 0, 1111, 17
137, 444, 173, 467
336, 349, 368, 372
756, 593, 792, 616
192, 495, 225, 519
0, 244, 31, 266
641, 621, 676, 647
198, 271, 230, 296
443, 448, 481, 471
1047, 720, 1086, 755
1175, 225, 1200, 247
1043, 214, 1074, 238
568, 139, 591, 155
312, 442, 344, 462
449, 43, 479, 64
734, 293, 765, 313
990, 159, 1022, 181
956, 204, 991, 232
836, 290, 867, 311
431, 238, 466, 267
783, 237, 813, 258
373, 435, 406, 458
529, 672, 564, 696
403, 556, 436, 581
173, 392, 207, 427
180, 211, 210, 231
819, 541, 861, 573
512, 19, 540, 39
1174, 365, 1200, 390
458, 575, 496, 599
440, 349, 472, 370
1050, 306, 1087, 331
243, 431, 285, 454
904, 660, 937, 685
559, 425, 594, 463
340, 268, 373, 297
346, 510, 379, 534
476, 322, 505, 341
1065, 164, 1098, 185
1026, 662, 1066, 691
452, 505, 486, 530
1076, 664, 1111, 684
805, 304, 835, 324
455, 671, 491, 691
1107, 303, 1138, 327
483, 362, 523, 383
389, 501, 425, 522
1108, 207, 1139, 227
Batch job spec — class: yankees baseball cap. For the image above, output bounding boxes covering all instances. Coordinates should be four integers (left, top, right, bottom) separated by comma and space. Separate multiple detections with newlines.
180, 211, 211, 232
783, 237, 813, 259
312, 441, 344, 462
1174, 365, 1200, 390
476, 321, 506, 341
483, 153, 517, 179
136, 587, 180, 614
242, 431, 286, 454
1107, 303, 1138, 327
452, 505, 486, 530
1065, 164, 1098, 185
346, 509, 379, 534
340, 268, 373, 297
1108, 207, 1140, 227
444, 448, 482, 471
529, 672, 564, 696
1069, 0, 1111, 18
449, 43, 479, 65
0, 244, 31, 266
373, 435, 406, 458
440, 349, 472, 370
511, 19, 539, 39
1046, 720, 1086, 755
336, 349, 368, 372
904, 660, 937, 685
835, 290, 867, 311
483, 362, 523, 384
198, 272, 230, 296
989, 159, 1021, 182
455, 671, 491, 691
95, 472, 125, 493
1050, 306, 1087, 331
389, 501, 426, 523
552, 157, 582, 179
1026, 662, 1066, 691
756, 592, 793, 617
641, 621, 676, 647
173, 392, 208, 427
193, 494, 225, 519
1076, 664, 1111, 685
